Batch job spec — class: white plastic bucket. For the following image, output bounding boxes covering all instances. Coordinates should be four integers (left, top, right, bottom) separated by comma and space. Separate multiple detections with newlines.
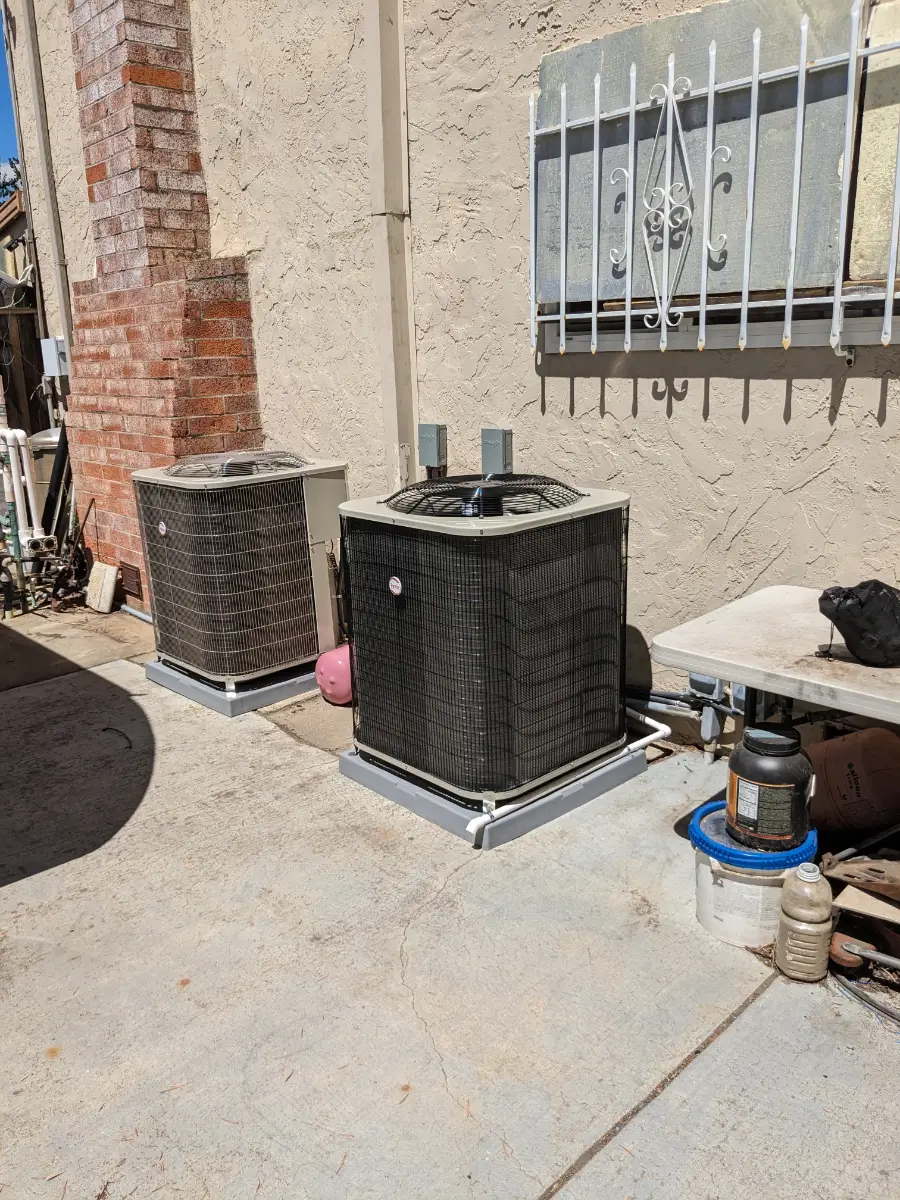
695, 849, 790, 948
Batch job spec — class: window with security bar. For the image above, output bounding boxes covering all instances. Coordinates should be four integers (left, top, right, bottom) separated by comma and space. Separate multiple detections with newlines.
529, 0, 900, 355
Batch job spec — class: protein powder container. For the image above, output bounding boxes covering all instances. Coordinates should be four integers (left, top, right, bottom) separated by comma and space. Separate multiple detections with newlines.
726, 725, 814, 851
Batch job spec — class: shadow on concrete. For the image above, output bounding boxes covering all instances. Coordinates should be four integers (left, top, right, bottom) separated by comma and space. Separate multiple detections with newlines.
1, 617, 85, 693
0, 623, 154, 887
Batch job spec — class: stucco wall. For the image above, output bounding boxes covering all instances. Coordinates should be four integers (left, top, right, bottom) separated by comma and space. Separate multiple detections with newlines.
403, 0, 900, 652
8, 0, 94, 335
15, 0, 900, 660
12, 0, 383, 496
190, 0, 385, 496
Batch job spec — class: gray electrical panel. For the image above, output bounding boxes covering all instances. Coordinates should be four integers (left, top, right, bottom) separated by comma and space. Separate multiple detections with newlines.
481, 428, 513, 475
418, 423, 447, 468
40, 336, 68, 377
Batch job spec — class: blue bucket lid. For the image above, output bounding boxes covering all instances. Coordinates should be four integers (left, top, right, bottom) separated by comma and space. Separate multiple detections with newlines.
688, 800, 818, 870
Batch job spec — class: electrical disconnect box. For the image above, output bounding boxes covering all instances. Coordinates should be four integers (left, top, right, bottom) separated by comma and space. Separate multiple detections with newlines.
40, 337, 68, 378
418, 423, 447, 468
481, 428, 513, 475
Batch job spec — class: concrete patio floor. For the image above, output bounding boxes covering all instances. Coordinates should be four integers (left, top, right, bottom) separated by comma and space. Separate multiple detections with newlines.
0, 614, 897, 1199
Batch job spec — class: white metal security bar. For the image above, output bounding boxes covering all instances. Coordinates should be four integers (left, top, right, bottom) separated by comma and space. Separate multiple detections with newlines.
530, 2, 900, 355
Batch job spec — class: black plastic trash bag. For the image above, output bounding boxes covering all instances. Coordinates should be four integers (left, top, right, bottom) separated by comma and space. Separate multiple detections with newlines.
819, 579, 900, 668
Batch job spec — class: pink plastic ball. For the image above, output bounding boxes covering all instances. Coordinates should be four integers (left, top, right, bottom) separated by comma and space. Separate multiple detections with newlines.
315, 645, 352, 706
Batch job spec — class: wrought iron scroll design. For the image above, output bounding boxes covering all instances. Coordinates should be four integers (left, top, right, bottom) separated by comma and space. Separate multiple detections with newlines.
530, 2, 900, 355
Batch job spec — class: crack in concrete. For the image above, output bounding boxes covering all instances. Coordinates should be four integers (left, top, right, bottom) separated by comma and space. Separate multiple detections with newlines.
398, 856, 475, 1106
533, 972, 778, 1199
397, 856, 545, 1191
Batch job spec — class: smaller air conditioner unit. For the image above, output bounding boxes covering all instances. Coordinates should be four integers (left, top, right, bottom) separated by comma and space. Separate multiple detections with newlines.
133, 451, 347, 687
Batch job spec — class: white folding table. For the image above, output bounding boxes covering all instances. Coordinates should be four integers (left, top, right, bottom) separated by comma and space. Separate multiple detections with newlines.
650, 585, 900, 724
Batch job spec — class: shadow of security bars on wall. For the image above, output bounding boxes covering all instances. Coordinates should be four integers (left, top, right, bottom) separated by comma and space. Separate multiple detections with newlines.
531, 0, 900, 355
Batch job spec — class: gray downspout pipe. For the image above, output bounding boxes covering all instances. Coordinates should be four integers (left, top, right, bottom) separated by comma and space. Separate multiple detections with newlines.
18, 0, 73, 360
0, 1, 47, 341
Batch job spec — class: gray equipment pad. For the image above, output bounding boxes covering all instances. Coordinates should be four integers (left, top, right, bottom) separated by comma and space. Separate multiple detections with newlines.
339, 744, 648, 849
145, 658, 318, 717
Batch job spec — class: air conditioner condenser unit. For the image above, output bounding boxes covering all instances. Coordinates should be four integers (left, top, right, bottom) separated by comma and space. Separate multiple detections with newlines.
340, 473, 630, 807
133, 451, 347, 688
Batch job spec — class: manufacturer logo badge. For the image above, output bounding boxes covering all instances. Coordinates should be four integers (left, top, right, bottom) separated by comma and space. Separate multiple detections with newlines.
389, 576, 402, 596
158, 521, 167, 536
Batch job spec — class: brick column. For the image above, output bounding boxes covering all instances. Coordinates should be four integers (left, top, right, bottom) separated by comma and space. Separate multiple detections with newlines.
65, 0, 263, 582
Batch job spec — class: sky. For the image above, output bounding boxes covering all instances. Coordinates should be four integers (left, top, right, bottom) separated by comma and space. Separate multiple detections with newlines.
0, 55, 18, 163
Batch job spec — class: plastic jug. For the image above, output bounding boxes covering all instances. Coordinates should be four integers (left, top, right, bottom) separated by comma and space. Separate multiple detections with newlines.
775, 863, 833, 981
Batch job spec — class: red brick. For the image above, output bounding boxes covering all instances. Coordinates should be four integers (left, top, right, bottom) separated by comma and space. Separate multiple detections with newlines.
201, 300, 251, 319
121, 62, 182, 89
187, 414, 238, 437
159, 208, 208, 231
226, 356, 256, 376
223, 389, 258, 413
222, 431, 264, 452
123, 42, 190, 74
175, 394, 225, 416
184, 256, 245, 281
174, 433, 225, 455
67, 5, 263, 567
187, 376, 232, 399
195, 338, 247, 357
185, 318, 237, 339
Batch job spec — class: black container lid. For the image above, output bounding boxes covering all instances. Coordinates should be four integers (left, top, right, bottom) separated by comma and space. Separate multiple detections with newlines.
742, 725, 802, 757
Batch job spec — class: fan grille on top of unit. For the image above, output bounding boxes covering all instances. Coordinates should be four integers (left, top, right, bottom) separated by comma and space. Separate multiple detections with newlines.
385, 473, 585, 518
165, 451, 309, 479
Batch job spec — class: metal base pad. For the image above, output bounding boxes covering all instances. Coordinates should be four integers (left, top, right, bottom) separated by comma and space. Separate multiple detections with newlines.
338, 743, 648, 849
145, 658, 318, 717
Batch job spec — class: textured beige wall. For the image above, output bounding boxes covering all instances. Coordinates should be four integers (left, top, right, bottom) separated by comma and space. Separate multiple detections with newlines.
403, 0, 900, 651
190, 0, 385, 496
13, 1, 382, 491
16, 0, 900, 658
8, 0, 94, 334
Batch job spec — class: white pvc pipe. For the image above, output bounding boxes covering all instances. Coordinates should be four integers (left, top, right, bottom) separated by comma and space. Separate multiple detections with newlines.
1, 430, 32, 538
465, 709, 672, 838
13, 430, 43, 535
121, 603, 153, 625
